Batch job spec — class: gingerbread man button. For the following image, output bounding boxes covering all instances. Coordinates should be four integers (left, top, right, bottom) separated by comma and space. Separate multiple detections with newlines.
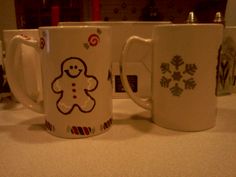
51, 57, 98, 115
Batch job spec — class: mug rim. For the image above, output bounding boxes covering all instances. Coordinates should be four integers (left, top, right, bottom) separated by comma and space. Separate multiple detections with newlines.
154, 23, 223, 26
38, 25, 111, 30
58, 21, 171, 25
3, 29, 38, 33
225, 26, 236, 29
153, 23, 223, 29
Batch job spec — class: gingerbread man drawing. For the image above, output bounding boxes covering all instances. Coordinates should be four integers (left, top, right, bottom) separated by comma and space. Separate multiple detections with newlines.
51, 57, 98, 115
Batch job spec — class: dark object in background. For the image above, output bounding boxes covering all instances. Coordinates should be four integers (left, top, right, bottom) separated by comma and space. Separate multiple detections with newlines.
0, 65, 11, 100
193, 0, 227, 23
140, 0, 163, 21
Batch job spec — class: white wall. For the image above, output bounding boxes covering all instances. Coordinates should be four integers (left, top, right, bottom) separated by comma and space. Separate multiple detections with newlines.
0, 0, 17, 44
225, 0, 236, 26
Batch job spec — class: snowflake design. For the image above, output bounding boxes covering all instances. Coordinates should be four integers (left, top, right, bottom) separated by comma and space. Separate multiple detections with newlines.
160, 76, 171, 88
172, 71, 182, 81
160, 55, 197, 96
170, 83, 183, 96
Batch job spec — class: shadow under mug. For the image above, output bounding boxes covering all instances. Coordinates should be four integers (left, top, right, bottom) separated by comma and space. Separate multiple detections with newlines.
120, 24, 223, 131
5, 26, 113, 138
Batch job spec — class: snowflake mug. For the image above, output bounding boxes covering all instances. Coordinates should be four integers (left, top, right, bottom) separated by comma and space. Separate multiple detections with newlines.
120, 24, 223, 131
5, 26, 113, 138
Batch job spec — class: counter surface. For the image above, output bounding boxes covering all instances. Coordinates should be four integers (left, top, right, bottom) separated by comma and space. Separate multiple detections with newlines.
0, 95, 236, 177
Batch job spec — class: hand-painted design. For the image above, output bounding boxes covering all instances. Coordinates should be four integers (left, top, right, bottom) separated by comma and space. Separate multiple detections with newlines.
40, 37, 45, 50
45, 120, 55, 132
100, 118, 112, 131
160, 55, 197, 96
42, 31, 47, 37
171, 55, 184, 70
97, 28, 102, 35
67, 126, 95, 136
217, 36, 236, 93
160, 63, 171, 74
183, 78, 197, 89
88, 34, 100, 46
20, 34, 31, 40
183, 64, 197, 75
172, 71, 182, 81
84, 43, 89, 49
160, 76, 171, 88
170, 83, 183, 96
219, 58, 230, 89
84, 28, 102, 49
51, 57, 98, 115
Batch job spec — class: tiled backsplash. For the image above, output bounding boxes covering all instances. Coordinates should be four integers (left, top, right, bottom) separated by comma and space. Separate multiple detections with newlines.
14, 0, 227, 29
100, 0, 146, 21
100, 0, 227, 23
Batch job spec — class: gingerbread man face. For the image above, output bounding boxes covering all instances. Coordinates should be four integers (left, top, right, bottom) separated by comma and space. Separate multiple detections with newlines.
63, 58, 84, 78
51, 57, 98, 115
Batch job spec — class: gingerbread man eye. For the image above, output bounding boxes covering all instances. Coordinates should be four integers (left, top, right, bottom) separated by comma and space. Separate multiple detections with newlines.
70, 65, 73, 69
74, 65, 78, 69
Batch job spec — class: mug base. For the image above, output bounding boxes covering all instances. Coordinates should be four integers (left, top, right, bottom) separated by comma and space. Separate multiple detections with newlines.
44, 117, 113, 139
152, 120, 216, 132
45, 126, 112, 139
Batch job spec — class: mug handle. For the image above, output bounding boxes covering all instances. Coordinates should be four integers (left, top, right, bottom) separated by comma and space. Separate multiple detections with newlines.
5, 35, 44, 113
120, 36, 152, 110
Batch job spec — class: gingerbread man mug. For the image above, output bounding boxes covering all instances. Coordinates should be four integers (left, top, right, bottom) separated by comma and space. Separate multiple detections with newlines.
5, 26, 113, 138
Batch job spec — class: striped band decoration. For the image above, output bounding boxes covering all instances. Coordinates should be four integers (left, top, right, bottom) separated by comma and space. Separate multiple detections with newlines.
68, 126, 95, 136
67, 117, 112, 136
100, 118, 112, 131
45, 120, 55, 132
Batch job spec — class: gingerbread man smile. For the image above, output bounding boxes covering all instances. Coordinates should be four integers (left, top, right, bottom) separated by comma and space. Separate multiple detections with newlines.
64, 66, 82, 78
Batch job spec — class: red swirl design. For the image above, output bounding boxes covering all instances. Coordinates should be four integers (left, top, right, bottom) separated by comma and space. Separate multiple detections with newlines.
88, 34, 100, 47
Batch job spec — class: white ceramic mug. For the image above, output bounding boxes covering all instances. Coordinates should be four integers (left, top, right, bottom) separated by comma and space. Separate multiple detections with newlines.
120, 24, 223, 131
5, 26, 113, 138
59, 21, 170, 98
3, 29, 42, 102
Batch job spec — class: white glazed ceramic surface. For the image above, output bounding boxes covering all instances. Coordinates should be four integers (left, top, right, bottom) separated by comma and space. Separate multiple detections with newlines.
59, 21, 171, 98
120, 24, 223, 131
3, 29, 42, 102
5, 26, 112, 138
